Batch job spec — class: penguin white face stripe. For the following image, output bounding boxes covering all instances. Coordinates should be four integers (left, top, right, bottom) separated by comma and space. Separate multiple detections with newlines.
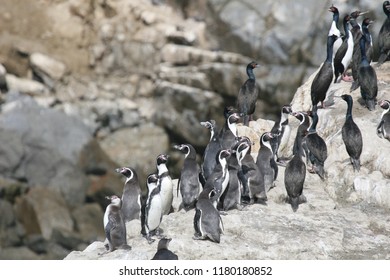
262, 134, 273, 151
183, 145, 190, 158
123, 168, 134, 184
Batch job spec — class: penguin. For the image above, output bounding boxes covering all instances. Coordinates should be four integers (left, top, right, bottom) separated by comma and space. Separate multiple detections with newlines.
218, 106, 238, 139
156, 154, 174, 215
151, 238, 178, 260
236, 61, 260, 126
284, 118, 307, 212
351, 18, 374, 91
339, 94, 363, 172
333, 14, 353, 83
305, 108, 328, 180
358, 31, 378, 111
377, 100, 390, 141
291, 111, 310, 160
377, 1, 390, 66
174, 143, 201, 211
311, 35, 337, 109
144, 173, 163, 244
270, 104, 293, 164
193, 187, 224, 243
200, 120, 221, 182
236, 136, 267, 204
201, 149, 231, 209
256, 132, 278, 193
103, 195, 131, 252
328, 5, 342, 58
219, 112, 241, 150
115, 166, 141, 222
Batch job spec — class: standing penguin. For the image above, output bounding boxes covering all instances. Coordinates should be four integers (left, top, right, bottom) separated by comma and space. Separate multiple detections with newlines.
219, 112, 241, 150
270, 104, 293, 164
284, 117, 307, 212
377, 1, 390, 66
292, 111, 311, 159
151, 238, 178, 260
311, 35, 337, 109
305, 108, 328, 180
358, 31, 378, 111
339, 95, 363, 172
256, 132, 278, 193
193, 187, 224, 243
236, 137, 267, 204
156, 154, 174, 215
333, 14, 353, 83
174, 144, 201, 211
103, 195, 131, 252
200, 120, 221, 182
236, 61, 260, 126
115, 166, 141, 222
377, 100, 390, 141
144, 173, 163, 244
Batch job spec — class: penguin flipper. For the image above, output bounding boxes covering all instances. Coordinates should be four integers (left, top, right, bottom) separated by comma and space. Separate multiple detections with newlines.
377, 120, 384, 138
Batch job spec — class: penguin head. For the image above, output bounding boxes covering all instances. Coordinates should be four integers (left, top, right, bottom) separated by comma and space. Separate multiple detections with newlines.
384, 1, 390, 14
292, 111, 308, 125
157, 238, 172, 250
147, 173, 159, 185
115, 167, 134, 179
156, 154, 169, 166
282, 104, 293, 115
106, 195, 122, 207
173, 144, 195, 159
379, 100, 390, 110
218, 149, 232, 162
223, 106, 237, 120
200, 120, 216, 130
228, 112, 241, 124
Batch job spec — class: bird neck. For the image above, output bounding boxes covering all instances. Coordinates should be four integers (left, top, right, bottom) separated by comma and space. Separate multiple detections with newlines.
294, 129, 305, 158
333, 12, 339, 26
359, 36, 368, 64
246, 67, 256, 80
326, 35, 335, 63
362, 26, 372, 45
345, 99, 353, 119
309, 113, 318, 133
343, 20, 350, 38
228, 120, 237, 136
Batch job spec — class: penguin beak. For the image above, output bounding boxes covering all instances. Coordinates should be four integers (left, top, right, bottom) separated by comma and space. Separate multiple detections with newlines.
115, 168, 122, 173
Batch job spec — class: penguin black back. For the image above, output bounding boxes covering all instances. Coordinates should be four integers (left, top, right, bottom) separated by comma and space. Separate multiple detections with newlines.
377, 1, 390, 65
151, 238, 178, 260
200, 120, 221, 182
236, 61, 260, 126
340, 94, 363, 172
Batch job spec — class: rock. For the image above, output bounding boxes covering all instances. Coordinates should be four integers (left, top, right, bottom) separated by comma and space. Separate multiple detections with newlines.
0, 246, 41, 260
0, 199, 24, 247
5, 74, 49, 95
15, 188, 74, 240
71, 203, 105, 243
29, 52, 67, 89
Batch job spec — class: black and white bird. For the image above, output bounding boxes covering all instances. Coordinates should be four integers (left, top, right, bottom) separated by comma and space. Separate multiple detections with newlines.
311, 35, 337, 109
156, 154, 174, 215
270, 104, 293, 164
358, 31, 378, 111
292, 111, 311, 159
377, 100, 390, 141
219, 112, 241, 150
333, 14, 353, 83
339, 94, 363, 172
200, 120, 221, 182
377, 1, 390, 66
174, 144, 201, 211
151, 238, 178, 260
256, 132, 278, 194
328, 5, 342, 58
236, 61, 260, 126
305, 108, 328, 180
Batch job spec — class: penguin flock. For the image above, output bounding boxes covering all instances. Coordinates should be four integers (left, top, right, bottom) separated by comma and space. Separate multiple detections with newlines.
101, 2, 390, 259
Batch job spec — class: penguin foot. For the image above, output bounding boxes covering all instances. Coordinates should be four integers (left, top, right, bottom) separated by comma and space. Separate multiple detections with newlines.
192, 234, 206, 241
276, 157, 291, 166
218, 210, 228, 216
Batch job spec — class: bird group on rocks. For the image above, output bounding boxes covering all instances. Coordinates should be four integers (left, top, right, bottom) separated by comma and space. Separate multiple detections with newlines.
101, 2, 390, 259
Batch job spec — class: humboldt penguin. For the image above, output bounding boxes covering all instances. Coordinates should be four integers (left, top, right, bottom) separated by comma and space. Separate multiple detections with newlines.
156, 154, 174, 215
193, 187, 224, 243
270, 104, 293, 164
200, 120, 221, 182
103, 195, 131, 252
236, 136, 267, 204
174, 144, 201, 211
333, 14, 353, 83
311, 35, 337, 109
338, 94, 363, 172
305, 108, 328, 180
292, 111, 310, 159
284, 117, 307, 212
236, 61, 260, 126
358, 32, 378, 111
256, 132, 278, 193
377, 100, 390, 141
151, 238, 178, 260
377, 1, 390, 66
201, 149, 231, 209
115, 166, 141, 222
328, 5, 342, 57
144, 173, 163, 244
219, 112, 241, 150
351, 17, 374, 91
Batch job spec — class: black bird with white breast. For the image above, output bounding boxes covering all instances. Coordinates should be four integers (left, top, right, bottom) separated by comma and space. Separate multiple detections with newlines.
358, 32, 378, 111
311, 35, 337, 109
333, 14, 353, 83
339, 94, 363, 172
377, 1, 390, 66
328, 5, 342, 57
270, 104, 293, 164
236, 61, 260, 126
377, 100, 390, 141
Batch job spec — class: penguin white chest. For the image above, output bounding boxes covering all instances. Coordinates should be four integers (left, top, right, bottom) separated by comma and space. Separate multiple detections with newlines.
147, 194, 162, 231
